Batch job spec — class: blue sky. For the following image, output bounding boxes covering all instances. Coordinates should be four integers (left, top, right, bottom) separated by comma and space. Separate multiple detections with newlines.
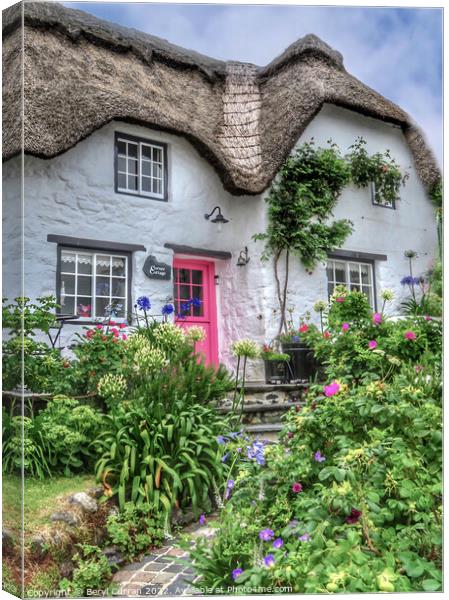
65, 2, 443, 164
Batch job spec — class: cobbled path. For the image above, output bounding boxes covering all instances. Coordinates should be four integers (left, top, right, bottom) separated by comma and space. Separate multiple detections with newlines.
112, 521, 216, 597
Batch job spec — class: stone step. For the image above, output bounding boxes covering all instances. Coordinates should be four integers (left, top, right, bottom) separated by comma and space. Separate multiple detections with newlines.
244, 423, 284, 433
237, 381, 309, 393
217, 401, 303, 415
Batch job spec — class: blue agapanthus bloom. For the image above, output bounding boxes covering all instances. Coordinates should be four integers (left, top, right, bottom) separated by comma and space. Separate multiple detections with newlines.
136, 296, 151, 311
400, 276, 422, 286
217, 435, 227, 445
247, 440, 266, 465
191, 297, 202, 308
161, 303, 174, 316
291, 335, 300, 343
181, 302, 192, 312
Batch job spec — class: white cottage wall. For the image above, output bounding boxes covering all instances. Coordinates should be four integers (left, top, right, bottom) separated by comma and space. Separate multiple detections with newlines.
2, 105, 437, 379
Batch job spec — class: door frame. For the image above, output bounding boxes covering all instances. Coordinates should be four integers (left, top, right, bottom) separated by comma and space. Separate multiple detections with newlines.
173, 257, 219, 366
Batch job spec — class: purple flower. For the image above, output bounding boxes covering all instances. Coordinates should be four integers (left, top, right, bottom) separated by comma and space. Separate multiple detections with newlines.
247, 440, 266, 465
264, 554, 275, 568
199, 514, 206, 526
272, 538, 284, 549
291, 335, 300, 343
191, 297, 202, 308
217, 435, 226, 445
299, 533, 311, 542
292, 482, 303, 493
259, 528, 275, 541
136, 296, 151, 311
288, 519, 299, 529
401, 276, 422, 286
227, 479, 235, 489
221, 452, 230, 463
232, 568, 243, 581
314, 451, 326, 463
346, 508, 362, 524
161, 303, 174, 316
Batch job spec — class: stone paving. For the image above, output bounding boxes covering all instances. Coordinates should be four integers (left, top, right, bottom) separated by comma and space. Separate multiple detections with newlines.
112, 522, 216, 597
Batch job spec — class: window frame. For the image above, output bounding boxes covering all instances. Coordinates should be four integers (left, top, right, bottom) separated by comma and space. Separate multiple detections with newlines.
114, 132, 168, 201
326, 255, 378, 310
56, 245, 133, 324
371, 181, 396, 210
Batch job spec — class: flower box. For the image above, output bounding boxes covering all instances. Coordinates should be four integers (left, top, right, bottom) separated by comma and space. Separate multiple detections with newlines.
263, 357, 290, 384
281, 341, 320, 382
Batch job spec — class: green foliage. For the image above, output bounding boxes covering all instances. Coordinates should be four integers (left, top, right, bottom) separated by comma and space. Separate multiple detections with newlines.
59, 544, 112, 597
106, 502, 165, 560
2, 396, 102, 479
188, 297, 442, 593
2, 296, 71, 393
254, 140, 353, 270
346, 137, 408, 207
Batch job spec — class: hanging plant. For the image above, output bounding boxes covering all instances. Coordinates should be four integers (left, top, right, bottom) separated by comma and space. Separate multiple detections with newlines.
253, 140, 353, 335
346, 137, 409, 208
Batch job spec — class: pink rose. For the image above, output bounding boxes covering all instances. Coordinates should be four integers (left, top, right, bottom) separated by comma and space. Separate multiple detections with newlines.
342, 323, 350, 332
404, 331, 417, 341
122, 334, 128, 341
95, 324, 103, 329
292, 482, 303, 493
368, 340, 378, 350
324, 381, 340, 397
85, 329, 94, 339
372, 313, 382, 325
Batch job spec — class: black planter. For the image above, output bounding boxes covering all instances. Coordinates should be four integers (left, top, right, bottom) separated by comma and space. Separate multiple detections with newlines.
281, 342, 320, 382
263, 358, 290, 384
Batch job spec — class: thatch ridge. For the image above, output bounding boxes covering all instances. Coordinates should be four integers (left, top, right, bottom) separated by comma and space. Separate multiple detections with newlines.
2, 1, 440, 195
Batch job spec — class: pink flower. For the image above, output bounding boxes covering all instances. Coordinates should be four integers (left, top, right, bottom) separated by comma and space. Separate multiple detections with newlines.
85, 329, 94, 339
336, 297, 345, 303
109, 321, 116, 326
323, 331, 331, 339
368, 340, 378, 350
111, 328, 119, 337
287, 432, 294, 439
404, 331, 417, 341
424, 315, 431, 321
122, 334, 128, 341
372, 312, 382, 325
292, 482, 303, 493
119, 323, 127, 329
324, 381, 340, 397
415, 364, 423, 373
341, 323, 350, 332
95, 324, 103, 329
299, 324, 309, 333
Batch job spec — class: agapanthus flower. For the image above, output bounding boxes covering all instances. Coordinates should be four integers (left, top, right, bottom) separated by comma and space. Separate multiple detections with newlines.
313, 300, 327, 313
299, 533, 311, 542
324, 381, 340, 397
136, 296, 151, 311
232, 568, 243, 581
400, 276, 421, 286
161, 303, 174, 316
380, 289, 394, 302
221, 452, 230, 463
259, 528, 275, 541
231, 339, 260, 359
272, 538, 284, 549
404, 330, 417, 341
341, 323, 350, 332
292, 482, 303, 493
346, 508, 362, 524
291, 335, 300, 343
314, 451, 326, 462
264, 554, 275, 568
191, 297, 202, 308
225, 479, 235, 500
372, 312, 382, 325
247, 440, 266, 465
217, 435, 226, 445
368, 340, 378, 350
199, 514, 207, 526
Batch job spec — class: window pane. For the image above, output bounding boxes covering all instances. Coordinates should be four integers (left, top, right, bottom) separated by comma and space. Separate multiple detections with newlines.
141, 144, 152, 160
60, 296, 74, 314
362, 286, 373, 307
328, 283, 335, 298
180, 284, 190, 300
77, 298, 92, 318
96, 277, 110, 297
112, 279, 126, 297
179, 269, 190, 284
334, 261, 346, 283
153, 163, 162, 179
95, 297, 110, 318
61, 251, 76, 273
117, 141, 127, 156
191, 270, 203, 285
192, 288, 204, 316
153, 179, 162, 195
127, 175, 138, 191
78, 275, 92, 296
118, 157, 126, 172
360, 264, 371, 285
127, 142, 138, 158
61, 274, 75, 295
96, 255, 111, 276
128, 158, 138, 175
349, 263, 360, 284
141, 160, 151, 176
117, 173, 127, 189
77, 255, 92, 275
141, 176, 152, 192
153, 147, 162, 163
112, 258, 126, 277
326, 261, 334, 281
110, 301, 125, 318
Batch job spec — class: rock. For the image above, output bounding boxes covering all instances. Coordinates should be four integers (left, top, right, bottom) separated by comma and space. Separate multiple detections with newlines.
102, 546, 125, 569
60, 561, 74, 579
2, 528, 15, 552
50, 511, 80, 526
30, 534, 47, 559
68, 492, 98, 513
93, 527, 108, 547
87, 486, 104, 499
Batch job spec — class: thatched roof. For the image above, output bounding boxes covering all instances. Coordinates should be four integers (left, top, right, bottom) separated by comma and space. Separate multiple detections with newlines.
2, 1, 440, 195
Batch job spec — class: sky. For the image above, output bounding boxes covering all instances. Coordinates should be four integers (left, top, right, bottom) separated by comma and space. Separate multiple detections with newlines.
64, 2, 443, 165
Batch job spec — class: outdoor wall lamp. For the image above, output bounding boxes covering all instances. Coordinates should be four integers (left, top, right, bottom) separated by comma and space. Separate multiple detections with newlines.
204, 206, 229, 232
237, 246, 250, 267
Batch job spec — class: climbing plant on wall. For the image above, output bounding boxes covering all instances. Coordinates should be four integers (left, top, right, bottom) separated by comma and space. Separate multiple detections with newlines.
254, 138, 409, 335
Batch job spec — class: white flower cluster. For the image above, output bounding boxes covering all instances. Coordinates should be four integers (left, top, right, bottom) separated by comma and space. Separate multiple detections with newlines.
231, 338, 260, 359
97, 373, 127, 400
134, 340, 168, 374
185, 325, 206, 343
153, 322, 186, 352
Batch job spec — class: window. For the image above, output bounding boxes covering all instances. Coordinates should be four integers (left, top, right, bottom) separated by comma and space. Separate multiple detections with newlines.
115, 133, 167, 200
326, 258, 375, 308
58, 248, 129, 320
371, 181, 396, 209
173, 266, 205, 317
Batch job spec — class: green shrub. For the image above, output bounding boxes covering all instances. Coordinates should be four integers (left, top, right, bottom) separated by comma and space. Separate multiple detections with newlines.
59, 544, 112, 597
106, 502, 165, 560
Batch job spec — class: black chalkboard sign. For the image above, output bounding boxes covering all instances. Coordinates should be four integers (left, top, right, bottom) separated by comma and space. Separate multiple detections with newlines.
143, 255, 171, 280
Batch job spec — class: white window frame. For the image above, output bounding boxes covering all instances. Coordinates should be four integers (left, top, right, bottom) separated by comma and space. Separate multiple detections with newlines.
58, 248, 129, 321
326, 258, 376, 308
116, 134, 166, 200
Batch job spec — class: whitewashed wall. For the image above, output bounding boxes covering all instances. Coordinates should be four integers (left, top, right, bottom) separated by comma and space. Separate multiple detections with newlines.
2, 104, 438, 378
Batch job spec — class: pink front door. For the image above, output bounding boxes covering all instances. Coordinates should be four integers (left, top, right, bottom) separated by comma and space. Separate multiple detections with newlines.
173, 258, 219, 366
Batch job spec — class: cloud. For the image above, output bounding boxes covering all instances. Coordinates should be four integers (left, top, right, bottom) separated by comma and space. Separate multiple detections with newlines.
64, 2, 442, 164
